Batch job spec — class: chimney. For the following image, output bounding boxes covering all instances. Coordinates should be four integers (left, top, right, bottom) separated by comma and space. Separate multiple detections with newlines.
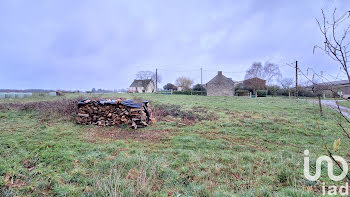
218, 71, 222, 76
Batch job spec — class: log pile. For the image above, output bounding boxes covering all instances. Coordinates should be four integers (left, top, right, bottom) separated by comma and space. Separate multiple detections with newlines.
76, 98, 153, 129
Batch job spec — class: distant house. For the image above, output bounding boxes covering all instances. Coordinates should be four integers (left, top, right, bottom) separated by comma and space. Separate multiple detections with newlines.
128, 79, 155, 93
206, 71, 235, 96
307, 80, 350, 98
177, 86, 184, 91
243, 77, 266, 91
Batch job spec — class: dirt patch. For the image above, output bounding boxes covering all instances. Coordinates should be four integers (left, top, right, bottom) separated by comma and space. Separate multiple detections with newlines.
0, 97, 83, 119
22, 159, 36, 172
225, 110, 265, 120
85, 127, 173, 143
152, 104, 218, 123
152, 104, 197, 121
0, 97, 127, 122
3, 174, 26, 188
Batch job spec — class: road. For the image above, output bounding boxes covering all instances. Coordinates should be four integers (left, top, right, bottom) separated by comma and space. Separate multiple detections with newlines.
308, 99, 350, 118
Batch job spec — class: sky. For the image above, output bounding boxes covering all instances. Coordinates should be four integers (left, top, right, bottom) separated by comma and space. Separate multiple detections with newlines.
0, 0, 349, 91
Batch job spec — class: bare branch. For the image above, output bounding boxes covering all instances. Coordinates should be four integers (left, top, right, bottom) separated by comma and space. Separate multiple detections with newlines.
315, 9, 350, 81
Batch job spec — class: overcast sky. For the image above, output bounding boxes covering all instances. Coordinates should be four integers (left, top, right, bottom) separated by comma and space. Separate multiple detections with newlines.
0, 0, 349, 91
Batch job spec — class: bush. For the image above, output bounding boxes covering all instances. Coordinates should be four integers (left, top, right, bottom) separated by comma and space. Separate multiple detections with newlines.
256, 90, 267, 97
192, 84, 206, 91
235, 90, 250, 96
297, 88, 315, 97
163, 83, 177, 90
267, 86, 280, 97
172, 91, 206, 96
277, 89, 289, 96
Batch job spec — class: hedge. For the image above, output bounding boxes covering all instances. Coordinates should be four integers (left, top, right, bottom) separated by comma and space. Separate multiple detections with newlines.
256, 90, 267, 97
172, 90, 207, 95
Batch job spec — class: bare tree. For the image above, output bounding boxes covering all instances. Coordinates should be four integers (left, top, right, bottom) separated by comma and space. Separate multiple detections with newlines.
311, 77, 324, 116
136, 71, 154, 80
244, 62, 281, 94
244, 62, 264, 93
280, 78, 294, 97
244, 62, 264, 80
314, 9, 350, 81
175, 77, 194, 90
264, 62, 282, 95
314, 8, 350, 181
264, 62, 282, 86
152, 73, 162, 84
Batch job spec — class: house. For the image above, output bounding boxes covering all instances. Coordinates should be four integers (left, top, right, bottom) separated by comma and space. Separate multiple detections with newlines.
128, 79, 155, 93
177, 86, 184, 91
242, 77, 266, 91
308, 80, 350, 98
206, 71, 235, 96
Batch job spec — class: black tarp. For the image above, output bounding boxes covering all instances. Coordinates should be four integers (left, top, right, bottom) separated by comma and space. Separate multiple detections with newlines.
78, 98, 149, 109
120, 100, 148, 108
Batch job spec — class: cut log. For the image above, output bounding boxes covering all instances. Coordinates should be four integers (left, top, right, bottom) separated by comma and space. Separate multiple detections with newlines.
78, 113, 89, 118
75, 98, 153, 129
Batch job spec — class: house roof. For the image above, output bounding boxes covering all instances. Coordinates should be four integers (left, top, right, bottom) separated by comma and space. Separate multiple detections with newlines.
305, 80, 350, 89
317, 80, 350, 86
243, 77, 266, 82
129, 79, 153, 87
206, 71, 235, 86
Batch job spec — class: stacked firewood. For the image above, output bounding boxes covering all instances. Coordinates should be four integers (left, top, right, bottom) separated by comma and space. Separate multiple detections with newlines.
76, 98, 153, 129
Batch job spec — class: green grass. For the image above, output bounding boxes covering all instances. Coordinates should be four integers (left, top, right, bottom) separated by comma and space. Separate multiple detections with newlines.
337, 100, 350, 110
0, 94, 348, 196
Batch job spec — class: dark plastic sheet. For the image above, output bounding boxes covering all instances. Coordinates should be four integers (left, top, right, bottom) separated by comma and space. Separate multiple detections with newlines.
78, 98, 149, 109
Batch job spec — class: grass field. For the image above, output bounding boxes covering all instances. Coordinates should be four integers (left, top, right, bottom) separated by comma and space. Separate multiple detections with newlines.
0, 94, 349, 196
337, 100, 350, 111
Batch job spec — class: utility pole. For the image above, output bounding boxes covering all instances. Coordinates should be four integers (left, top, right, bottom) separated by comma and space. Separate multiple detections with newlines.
200, 68, 203, 95
200, 68, 203, 86
155, 68, 158, 93
295, 61, 298, 98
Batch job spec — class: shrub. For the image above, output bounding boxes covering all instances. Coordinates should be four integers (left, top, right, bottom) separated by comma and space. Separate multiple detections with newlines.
267, 86, 280, 97
172, 91, 206, 96
235, 90, 250, 96
192, 84, 206, 92
256, 90, 267, 97
163, 83, 177, 90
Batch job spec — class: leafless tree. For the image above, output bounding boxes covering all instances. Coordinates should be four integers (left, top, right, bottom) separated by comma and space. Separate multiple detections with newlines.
245, 62, 281, 94
311, 77, 324, 116
244, 62, 264, 93
264, 62, 282, 94
314, 9, 350, 81
280, 78, 294, 97
175, 77, 194, 90
314, 8, 350, 181
244, 62, 264, 80
152, 73, 162, 84
136, 71, 153, 80
264, 62, 282, 85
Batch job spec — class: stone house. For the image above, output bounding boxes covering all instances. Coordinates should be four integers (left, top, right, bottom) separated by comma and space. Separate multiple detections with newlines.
206, 71, 235, 96
128, 79, 155, 93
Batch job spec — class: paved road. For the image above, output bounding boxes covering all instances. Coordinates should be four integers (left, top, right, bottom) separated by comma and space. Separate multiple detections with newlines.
308, 99, 350, 118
